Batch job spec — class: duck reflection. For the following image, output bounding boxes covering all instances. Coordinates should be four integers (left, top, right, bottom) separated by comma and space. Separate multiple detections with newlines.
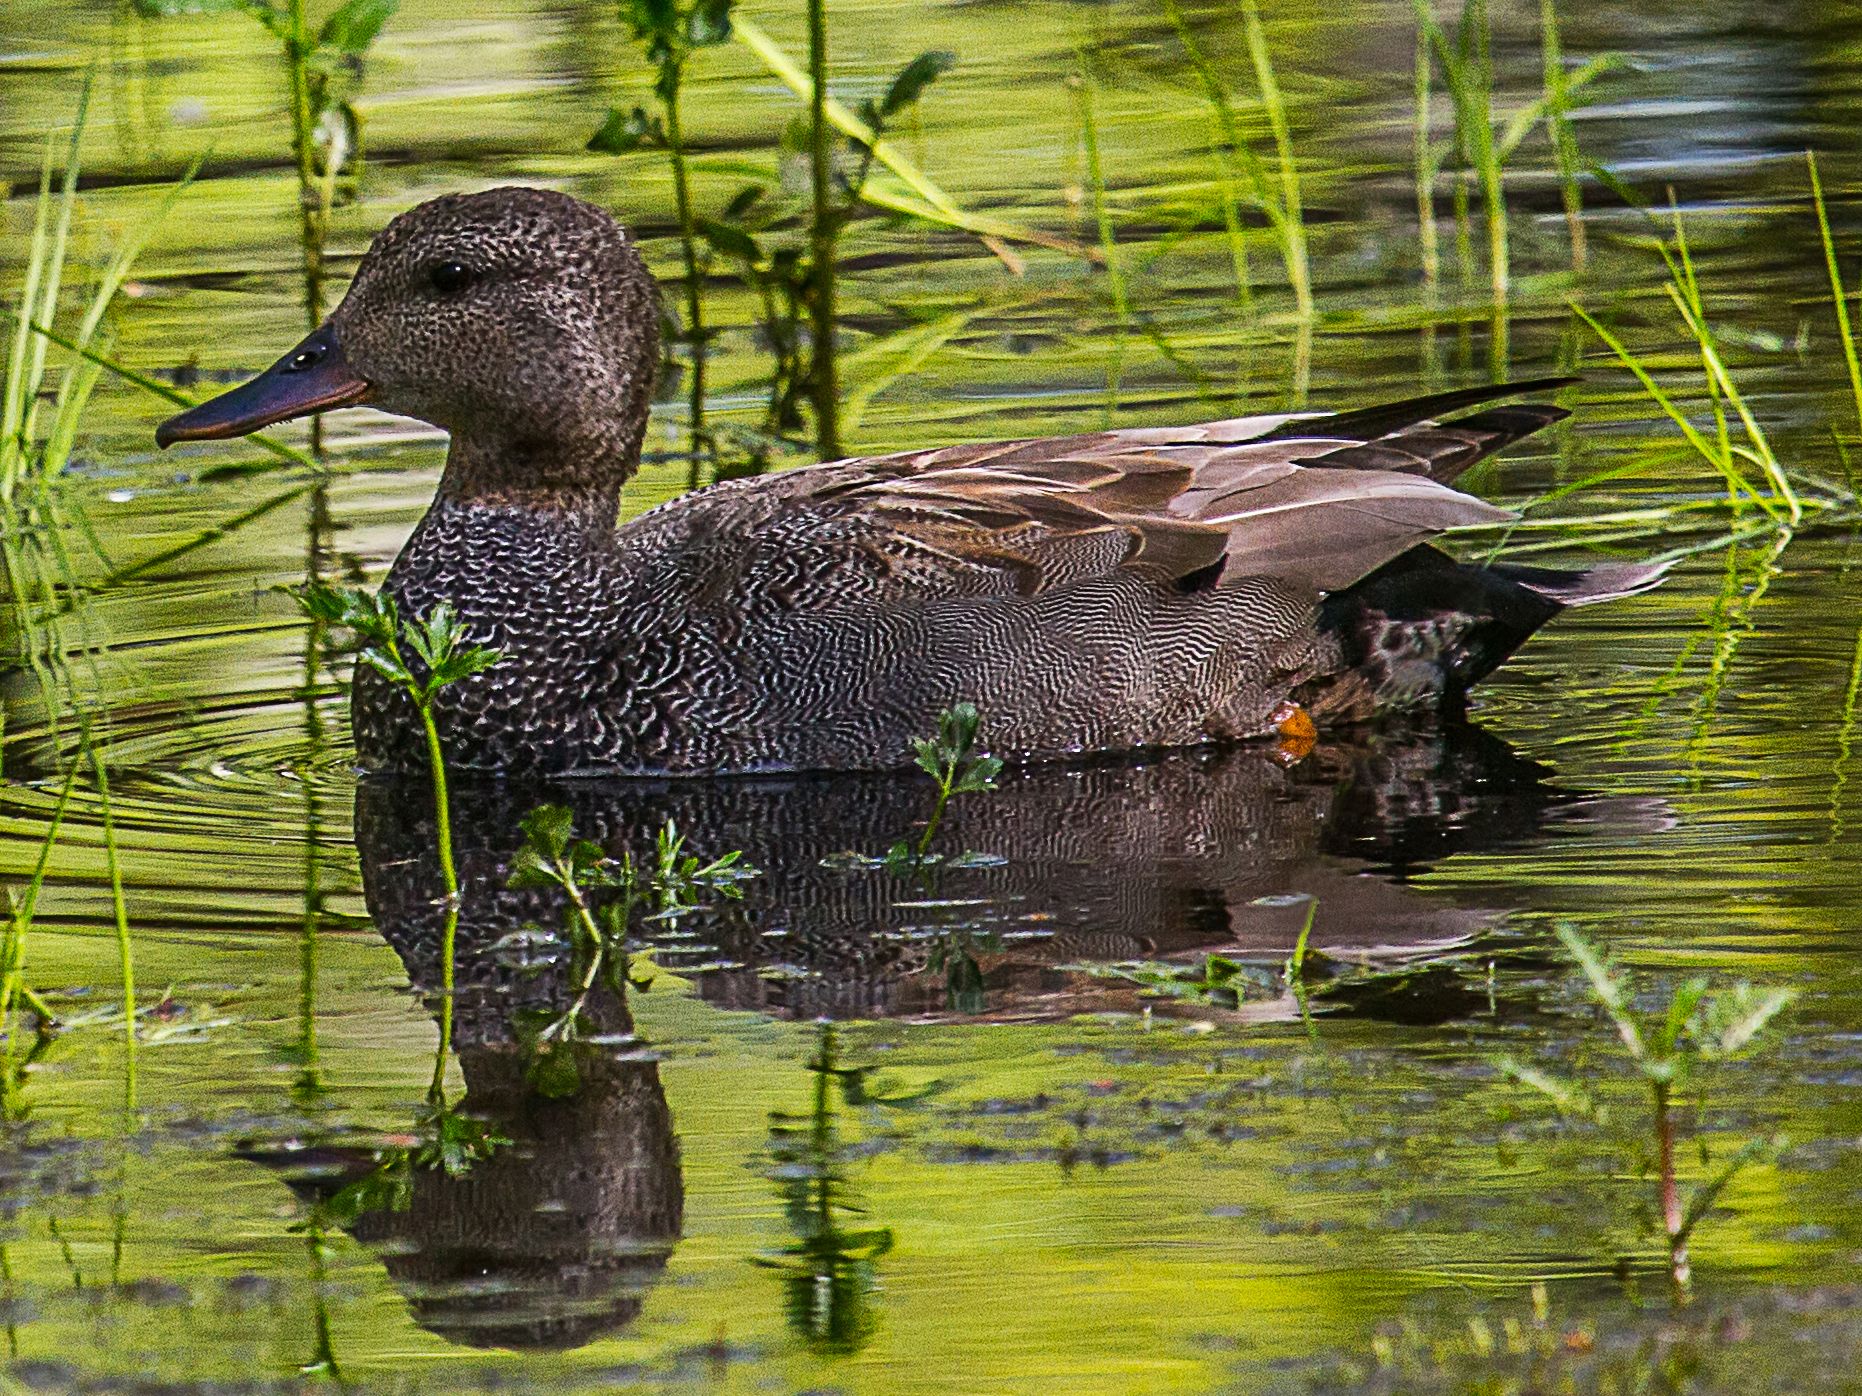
245, 727, 1649, 1357
243, 974, 680, 1351
354, 725, 1633, 1024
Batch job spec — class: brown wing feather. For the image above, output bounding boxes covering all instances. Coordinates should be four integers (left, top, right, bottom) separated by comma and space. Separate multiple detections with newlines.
791, 383, 1560, 600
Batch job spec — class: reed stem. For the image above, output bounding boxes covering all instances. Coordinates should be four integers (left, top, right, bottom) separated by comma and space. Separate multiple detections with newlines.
285, 0, 328, 455
1240, 0, 1311, 318
1809, 151, 1862, 441
418, 698, 458, 1103
805, 0, 842, 461
1541, 0, 1586, 269
1655, 1079, 1691, 1302
661, 77, 710, 488
1414, 21, 1438, 292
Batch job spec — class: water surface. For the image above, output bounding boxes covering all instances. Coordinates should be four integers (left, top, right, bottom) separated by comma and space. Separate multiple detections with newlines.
5, 0, 1862, 1390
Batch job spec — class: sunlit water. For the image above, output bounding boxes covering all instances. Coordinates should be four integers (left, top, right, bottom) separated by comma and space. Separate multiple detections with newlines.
5, 0, 1862, 1390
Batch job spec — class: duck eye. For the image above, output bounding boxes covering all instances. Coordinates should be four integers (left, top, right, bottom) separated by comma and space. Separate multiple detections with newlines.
428, 261, 475, 295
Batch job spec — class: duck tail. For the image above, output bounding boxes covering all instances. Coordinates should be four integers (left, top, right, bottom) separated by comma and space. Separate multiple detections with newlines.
1491, 558, 1672, 608
1316, 546, 1669, 721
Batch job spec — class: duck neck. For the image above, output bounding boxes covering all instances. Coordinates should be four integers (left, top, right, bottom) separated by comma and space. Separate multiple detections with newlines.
435, 433, 628, 532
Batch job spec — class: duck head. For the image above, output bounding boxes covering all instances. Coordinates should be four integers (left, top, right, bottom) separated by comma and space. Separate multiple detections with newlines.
158, 187, 661, 506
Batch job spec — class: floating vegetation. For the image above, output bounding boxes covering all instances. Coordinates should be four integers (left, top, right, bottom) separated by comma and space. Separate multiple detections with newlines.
1497, 925, 1793, 1302
507, 803, 753, 1053
1318, 1283, 1774, 1396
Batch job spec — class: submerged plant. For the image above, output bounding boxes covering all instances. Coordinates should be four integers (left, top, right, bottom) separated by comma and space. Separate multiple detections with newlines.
296, 584, 499, 1099
1497, 925, 1792, 1302
698, 44, 955, 460
589, 0, 736, 485
757, 1022, 906, 1354
506, 803, 753, 1055
889, 702, 1002, 869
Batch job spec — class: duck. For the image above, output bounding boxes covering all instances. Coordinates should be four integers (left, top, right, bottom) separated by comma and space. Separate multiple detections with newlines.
156, 186, 1663, 777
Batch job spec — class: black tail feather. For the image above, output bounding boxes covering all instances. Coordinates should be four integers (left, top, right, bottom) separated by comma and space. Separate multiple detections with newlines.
1315, 543, 1663, 720
1267, 376, 1579, 446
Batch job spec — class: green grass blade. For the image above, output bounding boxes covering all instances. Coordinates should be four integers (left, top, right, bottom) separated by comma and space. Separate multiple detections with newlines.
1569, 300, 1779, 519
1240, 0, 1311, 318
1808, 151, 1862, 442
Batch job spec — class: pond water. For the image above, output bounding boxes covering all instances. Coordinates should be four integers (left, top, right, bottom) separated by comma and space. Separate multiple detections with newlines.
6, 0, 1862, 1390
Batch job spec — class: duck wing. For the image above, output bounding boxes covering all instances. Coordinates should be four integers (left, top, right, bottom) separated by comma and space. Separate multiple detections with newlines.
794, 378, 1572, 598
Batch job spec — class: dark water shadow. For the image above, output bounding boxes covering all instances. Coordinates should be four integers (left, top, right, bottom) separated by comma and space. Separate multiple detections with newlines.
240, 981, 680, 1351
234, 727, 1667, 1356
355, 727, 1668, 1024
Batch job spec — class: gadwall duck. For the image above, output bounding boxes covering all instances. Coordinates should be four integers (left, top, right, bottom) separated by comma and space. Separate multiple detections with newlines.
157, 187, 1662, 776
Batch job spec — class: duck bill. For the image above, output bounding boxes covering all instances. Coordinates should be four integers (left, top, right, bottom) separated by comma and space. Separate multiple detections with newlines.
156, 323, 371, 447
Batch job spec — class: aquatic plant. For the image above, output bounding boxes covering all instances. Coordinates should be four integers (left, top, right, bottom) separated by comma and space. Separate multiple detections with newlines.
0, 770, 78, 1109
1160, 0, 1310, 318
1412, 0, 1616, 300
757, 1022, 898, 1354
588, 0, 736, 485
698, 42, 955, 460
729, 16, 1070, 263
507, 803, 753, 1051
1571, 201, 1802, 525
1070, 66, 1130, 341
1809, 151, 1862, 444
1538, 0, 1588, 270
1, 86, 181, 1075
1319, 1283, 1759, 1396
135, 0, 398, 451
889, 702, 1002, 869
295, 584, 500, 1097
1497, 925, 1792, 1302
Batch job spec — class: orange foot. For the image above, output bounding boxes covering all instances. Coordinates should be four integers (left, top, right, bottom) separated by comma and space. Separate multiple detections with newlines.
1269, 699, 1317, 764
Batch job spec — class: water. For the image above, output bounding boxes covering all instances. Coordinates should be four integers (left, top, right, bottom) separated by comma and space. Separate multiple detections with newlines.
6, 0, 1862, 1390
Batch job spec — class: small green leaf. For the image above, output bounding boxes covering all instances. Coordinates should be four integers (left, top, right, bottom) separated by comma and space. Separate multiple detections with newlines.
505, 844, 555, 890
722, 183, 766, 220
1554, 924, 1647, 1062
433, 645, 502, 684
295, 581, 351, 625
357, 648, 413, 686
697, 216, 762, 264
316, 0, 396, 54
517, 804, 576, 864
588, 105, 665, 154
526, 1039, 583, 1099
1696, 984, 1794, 1059
622, 0, 678, 40
880, 49, 956, 118
1495, 1054, 1600, 1120
1655, 976, 1711, 1056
